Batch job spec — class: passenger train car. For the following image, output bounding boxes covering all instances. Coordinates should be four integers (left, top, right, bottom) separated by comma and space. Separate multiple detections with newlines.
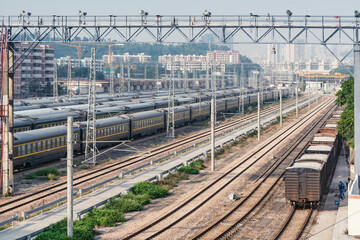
11, 88, 290, 169
13, 89, 288, 133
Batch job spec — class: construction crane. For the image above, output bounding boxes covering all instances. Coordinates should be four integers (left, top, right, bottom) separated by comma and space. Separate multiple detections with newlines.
83, 41, 124, 97
55, 42, 86, 60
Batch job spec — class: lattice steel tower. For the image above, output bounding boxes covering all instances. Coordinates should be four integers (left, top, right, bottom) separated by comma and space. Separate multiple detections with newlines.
166, 65, 175, 138
119, 62, 125, 96
85, 48, 98, 165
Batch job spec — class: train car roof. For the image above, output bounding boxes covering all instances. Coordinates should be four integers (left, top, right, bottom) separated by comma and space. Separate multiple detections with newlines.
286, 162, 324, 171
14, 125, 80, 144
306, 145, 332, 152
124, 103, 155, 110
312, 136, 336, 143
298, 153, 329, 162
130, 110, 164, 120
324, 124, 337, 128
14, 118, 33, 127
95, 116, 130, 127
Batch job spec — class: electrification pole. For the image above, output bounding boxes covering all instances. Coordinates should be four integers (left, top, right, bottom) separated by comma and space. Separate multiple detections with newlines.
241, 63, 245, 114
67, 116, 73, 238
109, 53, 114, 98
53, 59, 58, 103
67, 58, 71, 101
295, 83, 298, 117
211, 97, 215, 171
127, 64, 131, 92
166, 63, 175, 138
354, 44, 360, 186
1, 41, 14, 195
280, 88, 283, 127
85, 48, 97, 165
205, 61, 210, 90
257, 92, 261, 142
120, 62, 124, 96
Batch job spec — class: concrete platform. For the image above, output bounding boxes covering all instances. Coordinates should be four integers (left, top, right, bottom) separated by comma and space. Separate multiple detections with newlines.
0, 98, 315, 240
309, 145, 356, 240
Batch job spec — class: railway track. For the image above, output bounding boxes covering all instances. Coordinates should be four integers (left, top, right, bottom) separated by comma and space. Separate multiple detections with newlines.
273, 207, 313, 240
121, 98, 334, 239
0, 97, 306, 216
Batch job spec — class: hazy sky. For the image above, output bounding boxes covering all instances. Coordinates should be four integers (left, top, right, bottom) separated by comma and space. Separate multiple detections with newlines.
0, 0, 359, 16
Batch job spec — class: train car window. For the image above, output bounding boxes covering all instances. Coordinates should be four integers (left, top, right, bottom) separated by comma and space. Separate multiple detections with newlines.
21, 145, 26, 155
57, 138, 60, 146
27, 144, 31, 154
37, 142, 42, 152
52, 138, 56, 148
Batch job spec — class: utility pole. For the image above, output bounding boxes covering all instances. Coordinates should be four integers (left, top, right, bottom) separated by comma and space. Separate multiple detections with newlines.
120, 62, 124, 96
127, 64, 131, 92
257, 92, 261, 142
279, 88, 283, 127
1, 41, 14, 195
166, 64, 175, 138
67, 116, 73, 238
53, 59, 58, 103
85, 48, 97, 165
211, 97, 215, 171
67, 58, 71, 101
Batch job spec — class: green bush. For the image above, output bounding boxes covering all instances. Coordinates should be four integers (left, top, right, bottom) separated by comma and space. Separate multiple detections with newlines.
177, 166, 199, 174
131, 181, 168, 199
106, 197, 142, 212
48, 173, 58, 181
35, 168, 61, 177
190, 160, 205, 170
23, 173, 36, 180
87, 208, 125, 227
121, 193, 151, 205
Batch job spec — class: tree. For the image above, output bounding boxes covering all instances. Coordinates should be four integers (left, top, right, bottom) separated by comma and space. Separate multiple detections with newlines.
336, 77, 354, 148
330, 65, 353, 75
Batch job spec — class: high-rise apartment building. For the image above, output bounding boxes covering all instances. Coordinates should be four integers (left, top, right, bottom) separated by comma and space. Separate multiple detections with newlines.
13, 43, 54, 98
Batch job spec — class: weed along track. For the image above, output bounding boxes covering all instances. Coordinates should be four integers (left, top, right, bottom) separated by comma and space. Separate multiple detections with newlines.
0, 97, 305, 218
122, 98, 335, 239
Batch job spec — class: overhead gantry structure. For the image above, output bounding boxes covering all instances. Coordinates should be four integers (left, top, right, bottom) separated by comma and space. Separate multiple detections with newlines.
1, 11, 360, 195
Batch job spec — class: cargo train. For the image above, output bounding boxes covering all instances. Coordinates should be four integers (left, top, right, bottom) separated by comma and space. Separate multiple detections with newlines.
284, 111, 342, 206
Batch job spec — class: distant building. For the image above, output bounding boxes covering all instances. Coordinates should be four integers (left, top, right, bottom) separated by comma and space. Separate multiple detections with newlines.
103, 53, 151, 65
13, 43, 54, 98
206, 50, 240, 64
57, 56, 104, 72
158, 54, 207, 71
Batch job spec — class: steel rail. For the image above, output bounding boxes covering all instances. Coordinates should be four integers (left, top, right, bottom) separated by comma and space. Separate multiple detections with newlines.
122, 98, 333, 239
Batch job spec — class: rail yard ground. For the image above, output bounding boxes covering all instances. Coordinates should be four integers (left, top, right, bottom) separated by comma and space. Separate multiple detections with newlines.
1, 96, 352, 240
96, 97, 347, 240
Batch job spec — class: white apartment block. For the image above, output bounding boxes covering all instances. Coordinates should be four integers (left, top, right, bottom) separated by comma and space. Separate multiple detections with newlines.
103, 53, 151, 65
57, 56, 104, 72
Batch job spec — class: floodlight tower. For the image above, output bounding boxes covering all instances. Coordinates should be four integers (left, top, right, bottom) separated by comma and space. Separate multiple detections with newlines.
85, 48, 97, 165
